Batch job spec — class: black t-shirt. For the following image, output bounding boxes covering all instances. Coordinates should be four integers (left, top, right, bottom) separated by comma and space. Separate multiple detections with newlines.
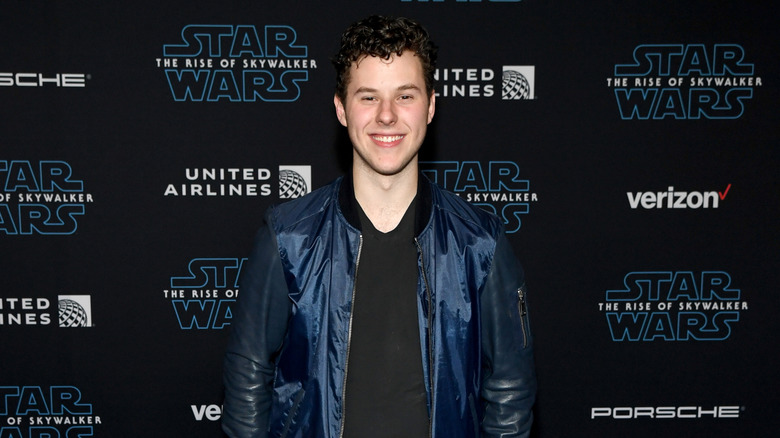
341, 196, 429, 437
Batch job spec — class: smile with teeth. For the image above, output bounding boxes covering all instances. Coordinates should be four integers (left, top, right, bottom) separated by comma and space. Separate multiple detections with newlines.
372, 135, 404, 143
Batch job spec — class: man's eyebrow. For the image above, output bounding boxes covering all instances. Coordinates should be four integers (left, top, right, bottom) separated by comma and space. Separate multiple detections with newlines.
397, 83, 422, 92
354, 84, 422, 94
354, 86, 378, 94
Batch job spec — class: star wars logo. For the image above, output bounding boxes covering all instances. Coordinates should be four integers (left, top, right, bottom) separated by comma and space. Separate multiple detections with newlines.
420, 161, 537, 233
607, 44, 762, 119
0, 161, 93, 235
157, 24, 318, 102
600, 271, 747, 341
163, 258, 246, 330
0, 386, 101, 436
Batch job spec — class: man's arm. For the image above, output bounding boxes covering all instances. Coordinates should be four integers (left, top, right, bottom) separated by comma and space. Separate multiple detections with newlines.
223, 220, 292, 437
480, 232, 537, 438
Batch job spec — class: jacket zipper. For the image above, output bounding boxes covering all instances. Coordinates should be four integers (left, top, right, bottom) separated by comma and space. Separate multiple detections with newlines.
517, 286, 529, 348
338, 235, 363, 438
414, 238, 434, 438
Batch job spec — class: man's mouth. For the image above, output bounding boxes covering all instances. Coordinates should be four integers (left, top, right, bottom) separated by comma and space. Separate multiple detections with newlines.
372, 135, 404, 143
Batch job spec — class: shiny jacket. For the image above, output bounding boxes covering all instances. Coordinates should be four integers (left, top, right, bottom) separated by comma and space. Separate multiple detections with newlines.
223, 175, 536, 437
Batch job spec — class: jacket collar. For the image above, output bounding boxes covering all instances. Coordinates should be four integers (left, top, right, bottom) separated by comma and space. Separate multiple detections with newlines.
338, 171, 433, 237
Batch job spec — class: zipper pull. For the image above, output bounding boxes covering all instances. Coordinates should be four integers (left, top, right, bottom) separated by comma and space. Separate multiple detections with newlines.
517, 287, 527, 317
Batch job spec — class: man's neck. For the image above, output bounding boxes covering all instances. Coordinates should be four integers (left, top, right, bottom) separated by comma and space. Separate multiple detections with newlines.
353, 164, 418, 233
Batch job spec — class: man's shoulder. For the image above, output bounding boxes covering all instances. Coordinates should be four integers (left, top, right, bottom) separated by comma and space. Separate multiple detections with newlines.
428, 181, 504, 237
266, 178, 341, 232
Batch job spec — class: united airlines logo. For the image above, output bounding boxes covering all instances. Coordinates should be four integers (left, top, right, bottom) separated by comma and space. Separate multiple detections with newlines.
1, 295, 93, 328
164, 258, 245, 330
0, 386, 101, 434
157, 24, 318, 102
163, 165, 311, 198
434, 66, 536, 100
600, 271, 747, 341
0, 160, 94, 235
420, 161, 537, 233
608, 44, 762, 119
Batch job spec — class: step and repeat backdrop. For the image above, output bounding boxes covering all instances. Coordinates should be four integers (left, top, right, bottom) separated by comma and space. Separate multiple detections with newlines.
1, 0, 778, 436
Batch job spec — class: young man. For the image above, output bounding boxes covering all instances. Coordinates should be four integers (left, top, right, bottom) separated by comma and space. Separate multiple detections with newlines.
222, 15, 536, 438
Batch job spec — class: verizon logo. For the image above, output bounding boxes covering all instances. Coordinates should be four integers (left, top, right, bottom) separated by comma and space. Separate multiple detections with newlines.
627, 184, 731, 209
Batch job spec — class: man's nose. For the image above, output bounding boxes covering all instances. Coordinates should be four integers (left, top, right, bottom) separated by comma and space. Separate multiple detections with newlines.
376, 100, 397, 125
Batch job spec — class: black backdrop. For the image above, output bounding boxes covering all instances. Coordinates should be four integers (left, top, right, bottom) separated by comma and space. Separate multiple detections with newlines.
2, 1, 778, 436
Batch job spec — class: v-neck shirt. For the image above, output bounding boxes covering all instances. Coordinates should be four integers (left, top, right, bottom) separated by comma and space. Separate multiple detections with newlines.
341, 195, 429, 437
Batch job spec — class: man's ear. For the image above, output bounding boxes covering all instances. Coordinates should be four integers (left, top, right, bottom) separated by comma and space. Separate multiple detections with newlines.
334, 94, 348, 127
427, 91, 436, 124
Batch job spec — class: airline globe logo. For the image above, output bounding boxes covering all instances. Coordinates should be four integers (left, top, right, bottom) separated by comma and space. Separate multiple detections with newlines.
278, 166, 310, 199
599, 271, 747, 341
420, 161, 537, 233
0, 386, 101, 434
608, 44, 762, 119
502, 66, 535, 100
433, 66, 535, 99
58, 295, 93, 328
157, 24, 318, 102
0, 161, 94, 235
164, 258, 246, 330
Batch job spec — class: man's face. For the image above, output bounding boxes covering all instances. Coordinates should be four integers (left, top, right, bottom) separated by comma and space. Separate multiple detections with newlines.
334, 51, 435, 178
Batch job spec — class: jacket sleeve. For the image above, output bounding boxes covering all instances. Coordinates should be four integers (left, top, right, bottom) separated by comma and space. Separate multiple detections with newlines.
479, 231, 537, 438
222, 218, 292, 437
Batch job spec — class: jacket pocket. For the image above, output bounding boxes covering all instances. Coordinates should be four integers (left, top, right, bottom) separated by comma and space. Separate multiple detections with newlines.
280, 387, 306, 438
517, 285, 530, 348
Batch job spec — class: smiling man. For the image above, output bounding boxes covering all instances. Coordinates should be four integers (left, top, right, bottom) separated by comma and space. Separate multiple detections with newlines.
223, 16, 536, 438
335, 50, 434, 232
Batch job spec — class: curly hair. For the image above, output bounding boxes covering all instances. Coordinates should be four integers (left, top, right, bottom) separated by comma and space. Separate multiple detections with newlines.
332, 15, 438, 103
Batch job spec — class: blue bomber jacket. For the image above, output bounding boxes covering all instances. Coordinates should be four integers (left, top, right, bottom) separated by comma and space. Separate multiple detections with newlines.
223, 175, 536, 438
